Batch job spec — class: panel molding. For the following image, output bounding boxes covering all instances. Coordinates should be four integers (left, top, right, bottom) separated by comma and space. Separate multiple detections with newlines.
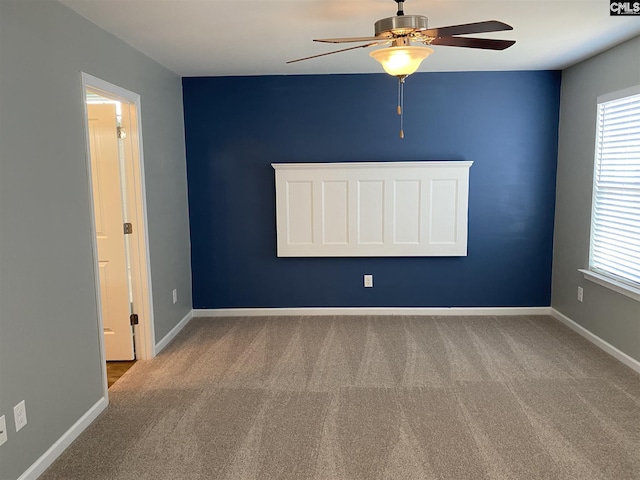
273, 161, 473, 257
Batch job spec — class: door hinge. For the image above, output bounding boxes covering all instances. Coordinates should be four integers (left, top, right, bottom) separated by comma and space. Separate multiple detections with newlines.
124, 222, 133, 235
117, 126, 127, 139
130, 313, 139, 326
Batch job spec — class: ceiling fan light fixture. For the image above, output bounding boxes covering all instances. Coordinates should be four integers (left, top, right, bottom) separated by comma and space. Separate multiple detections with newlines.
288, 0, 515, 138
369, 46, 434, 76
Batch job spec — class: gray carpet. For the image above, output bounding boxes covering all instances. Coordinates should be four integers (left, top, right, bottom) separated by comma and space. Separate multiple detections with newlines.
40, 315, 640, 479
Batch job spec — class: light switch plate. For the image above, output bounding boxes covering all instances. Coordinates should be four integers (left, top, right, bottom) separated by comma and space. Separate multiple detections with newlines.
14, 400, 27, 432
0, 415, 7, 446
364, 274, 373, 288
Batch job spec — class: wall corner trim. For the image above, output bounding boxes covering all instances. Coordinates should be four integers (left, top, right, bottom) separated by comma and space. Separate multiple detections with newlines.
550, 308, 640, 375
17, 397, 107, 480
154, 310, 194, 355
193, 306, 552, 317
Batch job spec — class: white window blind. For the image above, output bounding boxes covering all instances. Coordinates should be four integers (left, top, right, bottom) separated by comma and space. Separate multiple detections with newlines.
589, 88, 640, 288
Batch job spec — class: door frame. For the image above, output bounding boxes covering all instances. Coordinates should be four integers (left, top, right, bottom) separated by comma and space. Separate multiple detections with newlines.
81, 72, 156, 397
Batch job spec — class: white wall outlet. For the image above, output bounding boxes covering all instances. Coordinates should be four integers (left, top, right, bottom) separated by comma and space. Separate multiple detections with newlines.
364, 274, 373, 288
0, 415, 7, 446
577, 286, 584, 302
13, 400, 27, 432
172, 288, 177, 304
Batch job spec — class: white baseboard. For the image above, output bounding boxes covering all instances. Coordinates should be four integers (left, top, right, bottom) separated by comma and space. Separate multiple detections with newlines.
18, 397, 107, 480
550, 308, 640, 375
193, 306, 551, 317
154, 309, 193, 355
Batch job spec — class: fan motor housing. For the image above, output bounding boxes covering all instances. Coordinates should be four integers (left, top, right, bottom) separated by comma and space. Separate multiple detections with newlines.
374, 15, 428, 36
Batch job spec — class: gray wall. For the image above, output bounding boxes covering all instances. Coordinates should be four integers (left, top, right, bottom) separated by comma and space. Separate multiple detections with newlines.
552, 35, 640, 362
0, 1, 192, 478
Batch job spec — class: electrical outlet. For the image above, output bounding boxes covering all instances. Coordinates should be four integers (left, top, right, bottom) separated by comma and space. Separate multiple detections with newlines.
13, 401, 27, 432
364, 274, 373, 288
0, 415, 7, 446
577, 286, 584, 302
172, 289, 178, 304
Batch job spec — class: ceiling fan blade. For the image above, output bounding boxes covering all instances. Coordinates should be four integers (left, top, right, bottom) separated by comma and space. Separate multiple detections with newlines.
430, 37, 515, 50
287, 42, 385, 64
422, 20, 513, 38
314, 35, 390, 44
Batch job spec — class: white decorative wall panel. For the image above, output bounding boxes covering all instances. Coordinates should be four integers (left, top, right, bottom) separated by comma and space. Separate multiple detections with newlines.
273, 161, 472, 257
394, 180, 420, 244
429, 179, 458, 244
358, 181, 384, 244
322, 181, 348, 245
286, 181, 313, 245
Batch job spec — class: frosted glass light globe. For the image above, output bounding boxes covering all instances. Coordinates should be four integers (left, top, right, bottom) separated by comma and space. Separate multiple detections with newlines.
369, 46, 434, 76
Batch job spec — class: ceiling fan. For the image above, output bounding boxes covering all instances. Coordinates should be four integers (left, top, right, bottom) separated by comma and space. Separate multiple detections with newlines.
288, 0, 516, 138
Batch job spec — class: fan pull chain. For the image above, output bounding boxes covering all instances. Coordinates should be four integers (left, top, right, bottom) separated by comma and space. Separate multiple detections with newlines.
397, 76, 405, 139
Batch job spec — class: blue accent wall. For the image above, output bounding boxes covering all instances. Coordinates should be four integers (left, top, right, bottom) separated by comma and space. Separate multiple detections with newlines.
183, 72, 561, 308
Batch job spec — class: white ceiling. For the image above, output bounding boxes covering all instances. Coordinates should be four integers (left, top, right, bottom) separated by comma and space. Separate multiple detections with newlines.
59, 0, 640, 76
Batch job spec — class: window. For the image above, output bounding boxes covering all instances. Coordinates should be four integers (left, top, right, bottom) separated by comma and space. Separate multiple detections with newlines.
587, 86, 640, 293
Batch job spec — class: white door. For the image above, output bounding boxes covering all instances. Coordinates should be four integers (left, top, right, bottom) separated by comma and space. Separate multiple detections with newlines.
87, 103, 135, 361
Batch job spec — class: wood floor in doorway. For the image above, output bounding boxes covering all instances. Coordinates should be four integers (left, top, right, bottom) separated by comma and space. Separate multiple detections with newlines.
106, 361, 136, 388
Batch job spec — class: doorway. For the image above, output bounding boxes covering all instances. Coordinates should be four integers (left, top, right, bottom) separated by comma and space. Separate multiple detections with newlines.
81, 73, 155, 396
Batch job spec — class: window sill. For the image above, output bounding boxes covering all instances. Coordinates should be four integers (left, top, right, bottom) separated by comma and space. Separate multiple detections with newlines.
579, 269, 640, 302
